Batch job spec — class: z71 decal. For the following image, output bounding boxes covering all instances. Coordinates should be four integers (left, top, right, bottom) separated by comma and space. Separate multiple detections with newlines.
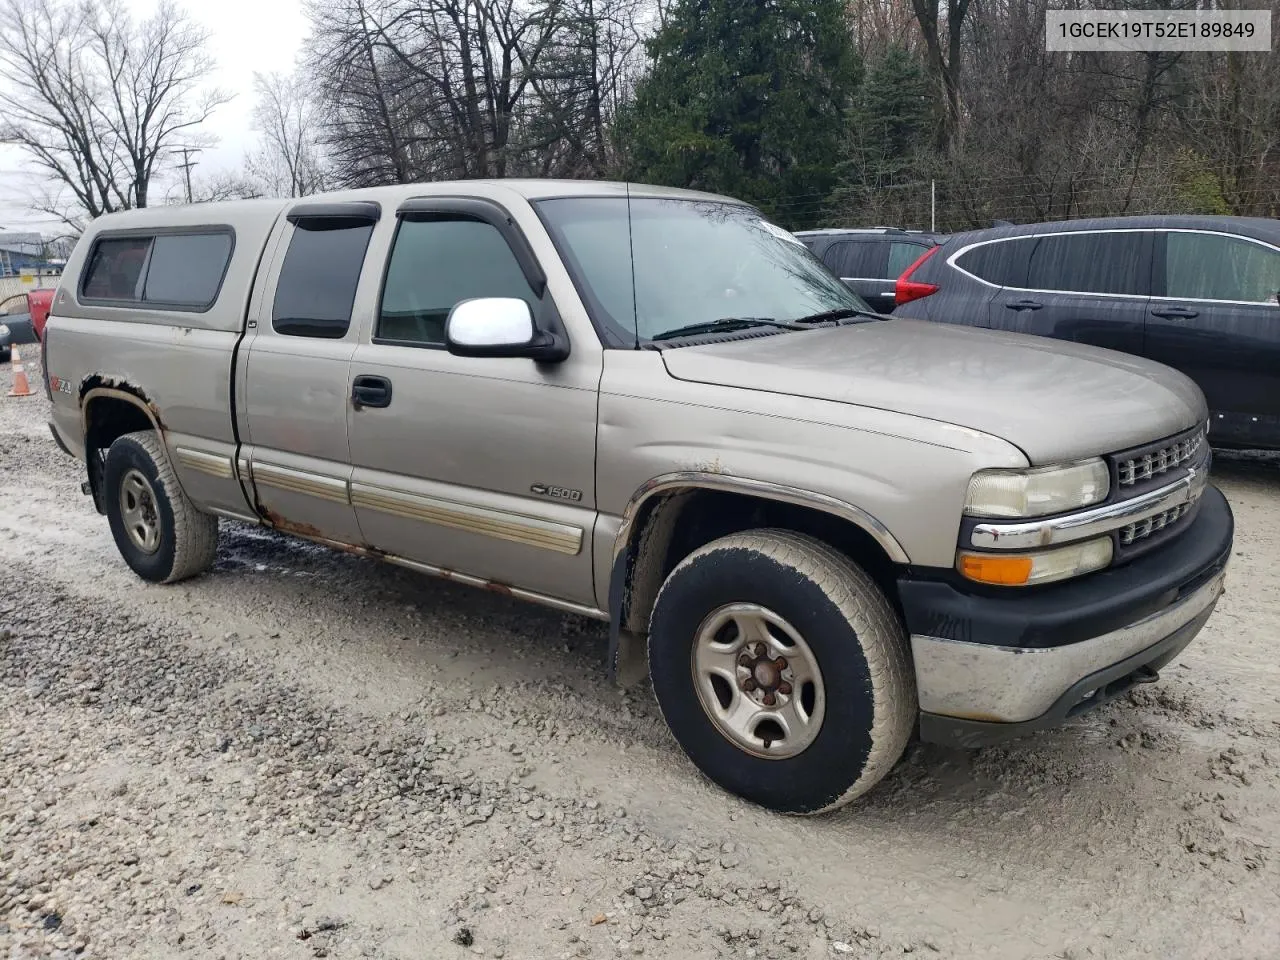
49, 376, 73, 395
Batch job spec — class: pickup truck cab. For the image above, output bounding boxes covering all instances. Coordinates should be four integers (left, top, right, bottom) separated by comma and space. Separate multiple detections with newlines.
44, 181, 1232, 814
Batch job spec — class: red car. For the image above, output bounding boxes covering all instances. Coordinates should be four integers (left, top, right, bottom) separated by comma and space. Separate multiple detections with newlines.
29, 288, 54, 340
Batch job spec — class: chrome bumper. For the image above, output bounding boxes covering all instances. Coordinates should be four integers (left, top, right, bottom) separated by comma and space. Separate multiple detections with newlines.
912, 570, 1225, 725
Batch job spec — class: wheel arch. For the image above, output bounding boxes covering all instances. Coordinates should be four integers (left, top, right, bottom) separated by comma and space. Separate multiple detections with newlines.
606, 473, 911, 681
79, 381, 167, 513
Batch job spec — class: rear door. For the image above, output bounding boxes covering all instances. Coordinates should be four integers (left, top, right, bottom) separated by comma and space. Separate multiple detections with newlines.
1147, 229, 1280, 446
987, 230, 1151, 355
237, 202, 380, 543
820, 239, 895, 311
925, 236, 1030, 327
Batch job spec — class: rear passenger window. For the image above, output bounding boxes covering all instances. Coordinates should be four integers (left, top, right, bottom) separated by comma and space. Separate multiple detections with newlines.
887, 241, 928, 278
821, 241, 883, 278
142, 234, 233, 306
1025, 232, 1147, 295
81, 231, 233, 309
377, 217, 533, 346
1165, 232, 1280, 303
81, 237, 152, 300
272, 222, 374, 338
954, 239, 1032, 286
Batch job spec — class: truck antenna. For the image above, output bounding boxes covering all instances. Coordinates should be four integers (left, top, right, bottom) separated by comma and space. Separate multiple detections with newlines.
625, 180, 639, 349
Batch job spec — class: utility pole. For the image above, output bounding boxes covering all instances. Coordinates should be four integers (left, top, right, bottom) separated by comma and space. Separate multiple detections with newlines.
171, 146, 201, 203
930, 179, 936, 233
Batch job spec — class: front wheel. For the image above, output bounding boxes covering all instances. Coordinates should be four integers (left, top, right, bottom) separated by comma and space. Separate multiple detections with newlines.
648, 530, 915, 814
103, 431, 219, 583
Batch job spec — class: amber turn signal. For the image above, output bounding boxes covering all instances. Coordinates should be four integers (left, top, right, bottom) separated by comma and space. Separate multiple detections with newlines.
957, 537, 1113, 587
957, 553, 1034, 586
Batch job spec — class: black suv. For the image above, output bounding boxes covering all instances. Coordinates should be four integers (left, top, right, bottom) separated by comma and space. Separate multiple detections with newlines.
893, 215, 1280, 450
794, 227, 943, 314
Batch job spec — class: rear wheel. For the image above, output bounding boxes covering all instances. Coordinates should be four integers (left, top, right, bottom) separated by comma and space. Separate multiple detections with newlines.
648, 530, 914, 814
103, 431, 218, 583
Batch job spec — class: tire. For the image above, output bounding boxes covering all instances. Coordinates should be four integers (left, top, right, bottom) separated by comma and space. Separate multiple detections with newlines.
648, 529, 914, 814
103, 431, 219, 583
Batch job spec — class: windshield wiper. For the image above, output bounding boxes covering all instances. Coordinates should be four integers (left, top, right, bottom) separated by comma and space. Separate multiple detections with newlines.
650, 316, 806, 341
792, 307, 887, 324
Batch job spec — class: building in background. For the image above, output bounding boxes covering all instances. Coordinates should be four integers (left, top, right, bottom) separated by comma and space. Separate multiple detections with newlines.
0, 230, 62, 279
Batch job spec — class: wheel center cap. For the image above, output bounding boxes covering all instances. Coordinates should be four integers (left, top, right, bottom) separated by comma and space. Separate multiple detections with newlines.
752, 660, 780, 690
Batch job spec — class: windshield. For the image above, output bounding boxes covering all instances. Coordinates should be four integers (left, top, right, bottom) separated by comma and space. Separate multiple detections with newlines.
535, 197, 871, 344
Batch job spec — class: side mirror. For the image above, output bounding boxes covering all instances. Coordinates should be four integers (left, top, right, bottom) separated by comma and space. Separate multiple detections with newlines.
444, 297, 568, 362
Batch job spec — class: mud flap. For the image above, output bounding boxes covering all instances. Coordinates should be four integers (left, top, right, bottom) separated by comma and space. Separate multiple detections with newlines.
610, 627, 648, 690
86, 449, 107, 515
607, 548, 648, 689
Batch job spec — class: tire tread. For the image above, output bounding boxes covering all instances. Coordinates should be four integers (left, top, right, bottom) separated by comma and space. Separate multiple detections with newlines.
651, 528, 915, 814
119, 431, 219, 583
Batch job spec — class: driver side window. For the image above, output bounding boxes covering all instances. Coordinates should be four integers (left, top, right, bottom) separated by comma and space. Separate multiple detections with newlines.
377, 217, 534, 347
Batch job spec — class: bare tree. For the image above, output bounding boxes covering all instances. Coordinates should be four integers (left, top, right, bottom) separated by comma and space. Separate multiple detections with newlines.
1177, 4, 1280, 217
369, 0, 561, 179
161, 170, 267, 204
0, 0, 230, 228
306, 0, 646, 186
910, 0, 970, 153
245, 71, 328, 196
307, 0, 415, 185
519, 0, 645, 176
848, 0, 921, 58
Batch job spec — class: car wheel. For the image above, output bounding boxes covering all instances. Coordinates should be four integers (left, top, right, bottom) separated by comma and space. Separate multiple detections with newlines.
648, 529, 915, 814
104, 431, 219, 583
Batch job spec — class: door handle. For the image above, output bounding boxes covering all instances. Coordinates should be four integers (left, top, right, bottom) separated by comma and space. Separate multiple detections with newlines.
1150, 306, 1199, 320
351, 375, 392, 409
1005, 299, 1043, 311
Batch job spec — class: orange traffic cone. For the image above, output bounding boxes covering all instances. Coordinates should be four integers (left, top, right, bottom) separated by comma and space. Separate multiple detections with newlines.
7, 345, 35, 398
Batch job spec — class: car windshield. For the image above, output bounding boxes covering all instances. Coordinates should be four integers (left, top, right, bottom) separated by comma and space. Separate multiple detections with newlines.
536, 197, 870, 344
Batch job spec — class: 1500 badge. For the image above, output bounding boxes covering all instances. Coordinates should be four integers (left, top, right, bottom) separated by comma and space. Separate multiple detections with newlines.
531, 483, 583, 502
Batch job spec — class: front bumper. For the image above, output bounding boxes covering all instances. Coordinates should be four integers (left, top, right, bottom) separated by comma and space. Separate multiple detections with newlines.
901, 484, 1233, 748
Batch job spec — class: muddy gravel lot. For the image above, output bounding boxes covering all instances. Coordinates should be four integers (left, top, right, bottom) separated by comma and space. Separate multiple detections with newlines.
3, 362, 1279, 960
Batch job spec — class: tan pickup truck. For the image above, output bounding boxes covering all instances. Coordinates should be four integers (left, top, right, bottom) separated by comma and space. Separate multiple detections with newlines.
42, 180, 1232, 813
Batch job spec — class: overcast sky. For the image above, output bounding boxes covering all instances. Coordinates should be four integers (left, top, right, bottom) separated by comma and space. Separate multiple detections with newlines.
0, 0, 309, 235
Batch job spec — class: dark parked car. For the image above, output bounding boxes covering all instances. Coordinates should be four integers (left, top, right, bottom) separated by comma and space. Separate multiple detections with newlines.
0, 291, 44, 362
893, 215, 1280, 450
794, 227, 943, 314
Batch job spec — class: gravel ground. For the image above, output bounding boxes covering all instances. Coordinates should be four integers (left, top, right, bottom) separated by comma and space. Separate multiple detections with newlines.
3, 359, 1280, 960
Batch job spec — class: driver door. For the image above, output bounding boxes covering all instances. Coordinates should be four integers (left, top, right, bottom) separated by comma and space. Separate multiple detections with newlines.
345, 198, 601, 607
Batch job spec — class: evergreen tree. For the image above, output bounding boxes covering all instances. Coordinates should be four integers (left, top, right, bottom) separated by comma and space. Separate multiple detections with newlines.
828, 45, 934, 226
618, 0, 861, 228
855, 46, 932, 183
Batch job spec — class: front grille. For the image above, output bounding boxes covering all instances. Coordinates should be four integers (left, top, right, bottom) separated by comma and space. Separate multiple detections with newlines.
1118, 502, 1194, 546
1116, 429, 1204, 487
1106, 423, 1210, 561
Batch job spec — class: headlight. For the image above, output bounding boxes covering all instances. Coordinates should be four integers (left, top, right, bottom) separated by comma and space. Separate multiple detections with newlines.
964, 459, 1109, 519
958, 537, 1114, 587
0, 323, 9, 338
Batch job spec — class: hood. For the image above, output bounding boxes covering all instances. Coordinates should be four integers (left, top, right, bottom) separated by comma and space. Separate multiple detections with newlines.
659, 320, 1206, 463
